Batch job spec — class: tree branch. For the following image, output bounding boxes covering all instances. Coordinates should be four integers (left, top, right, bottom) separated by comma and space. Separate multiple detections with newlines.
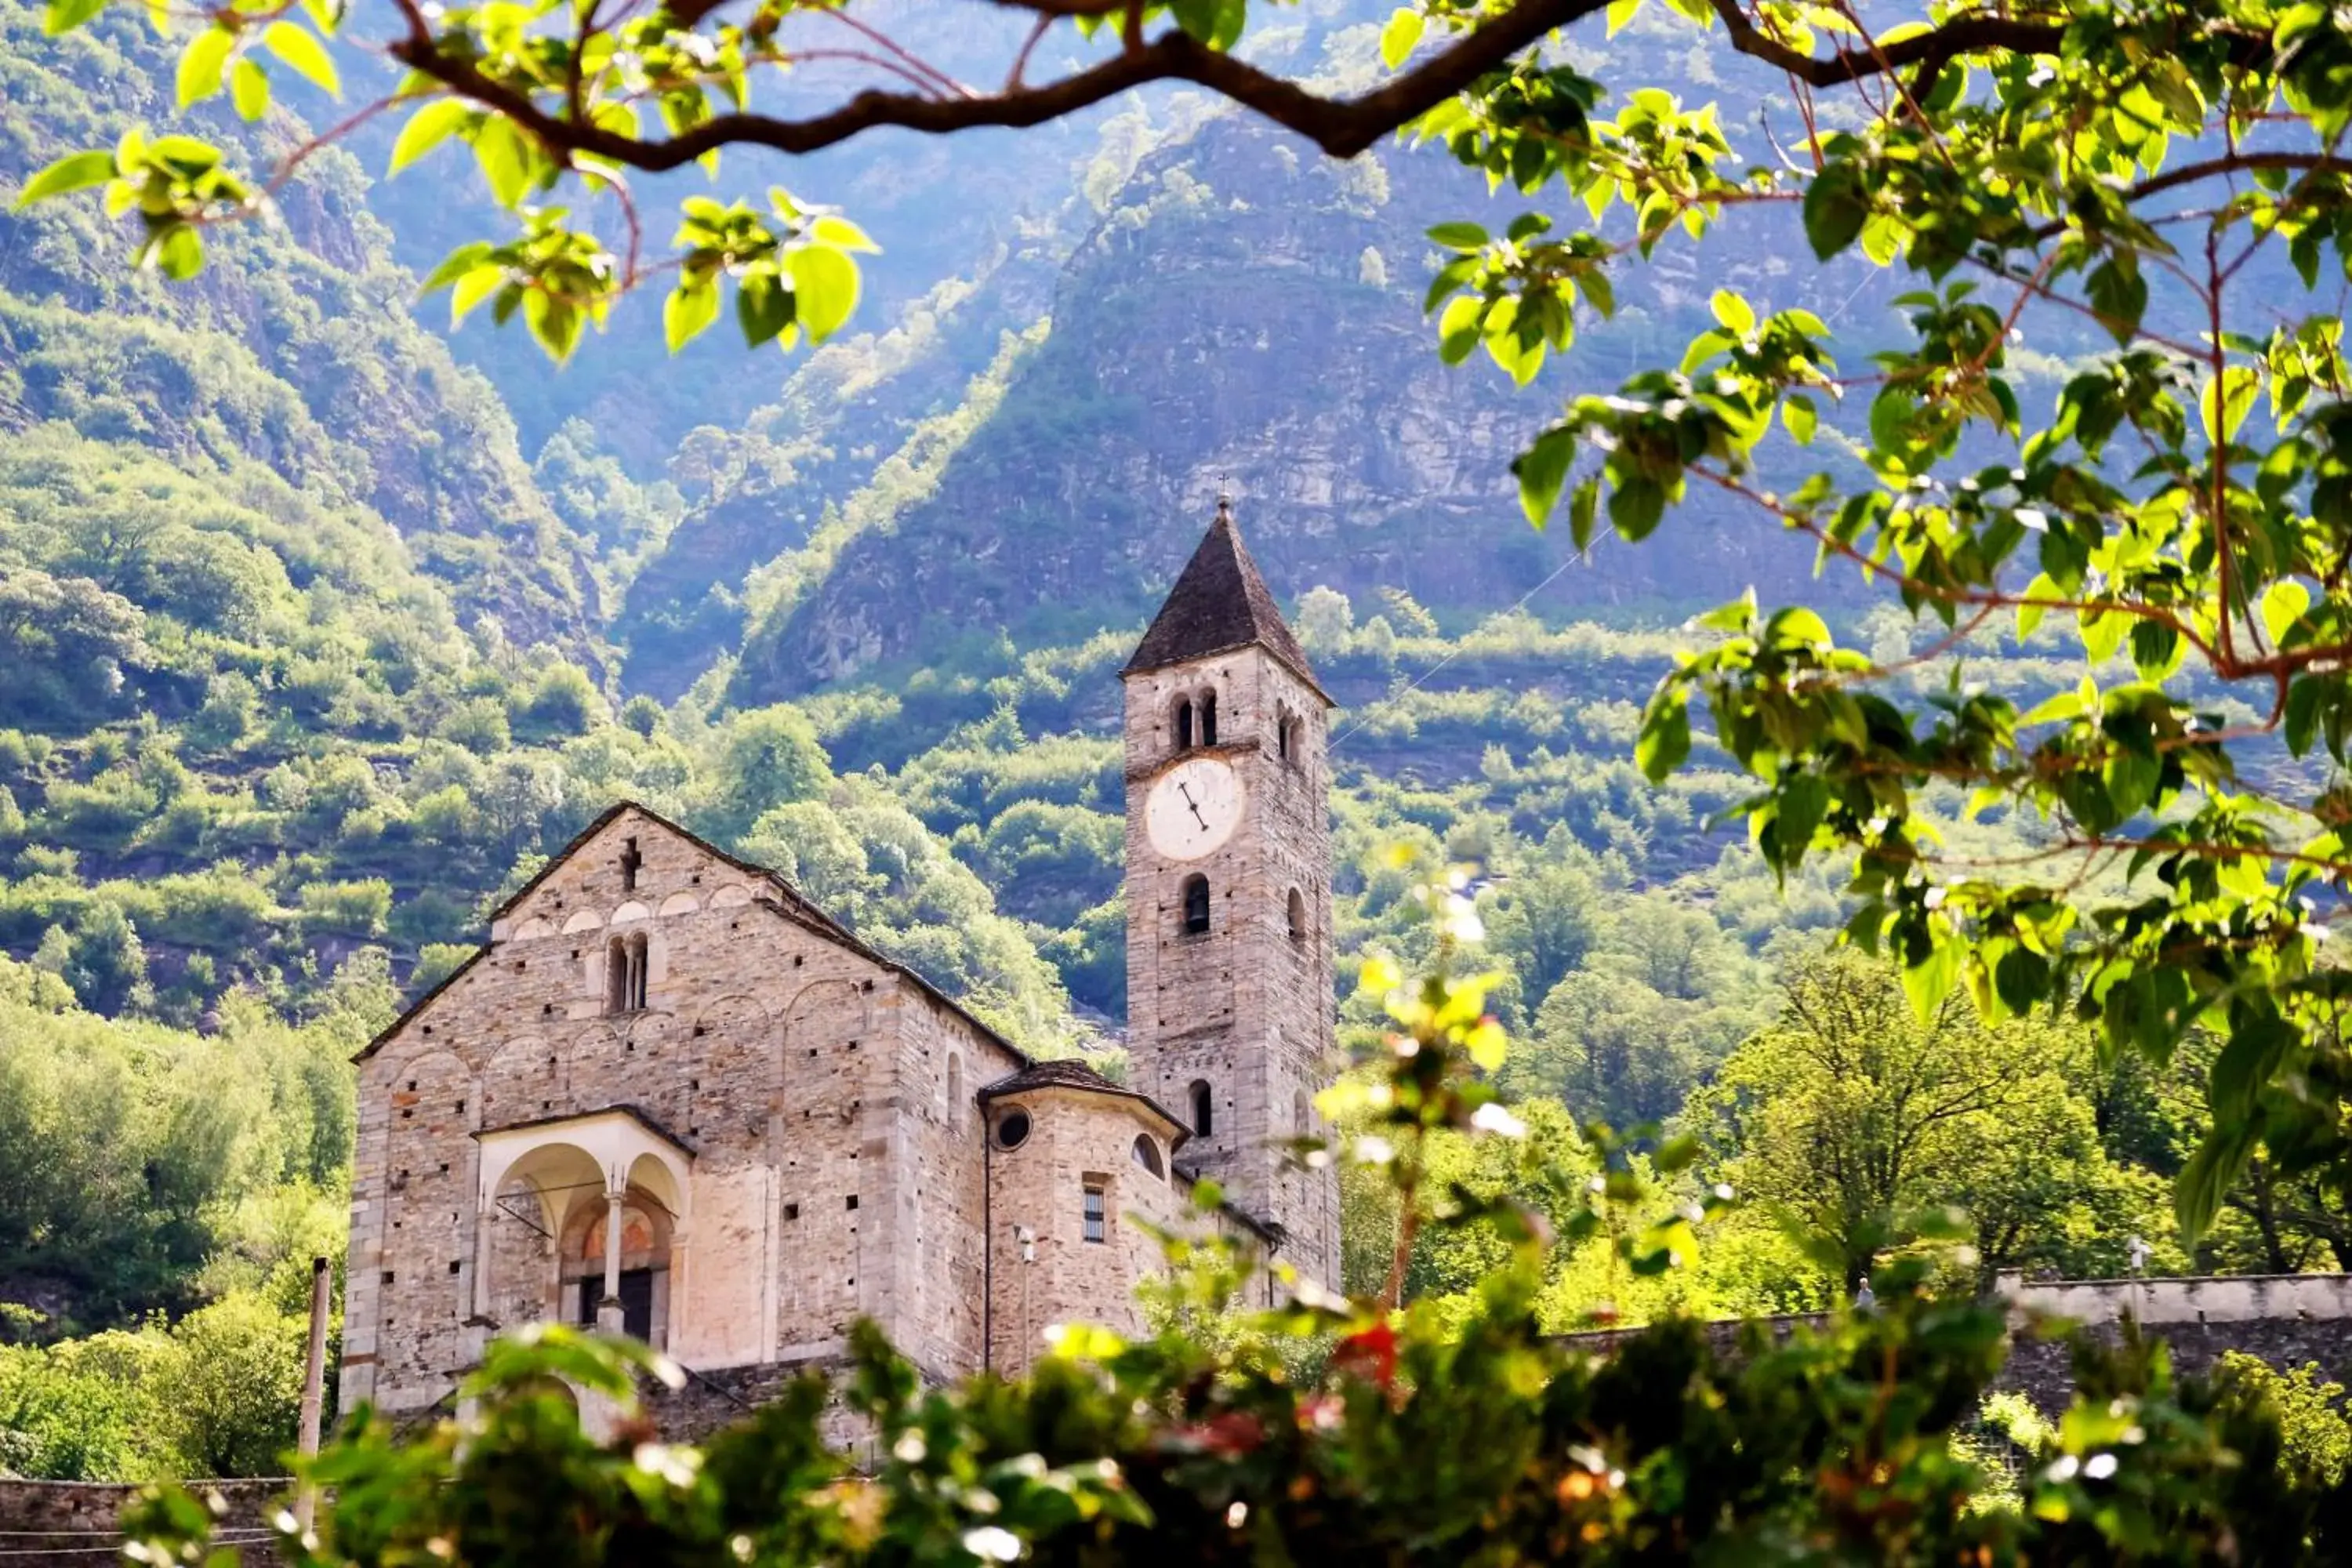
1705, 0, 2063, 90
390, 0, 1620, 170
380, 0, 2169, 176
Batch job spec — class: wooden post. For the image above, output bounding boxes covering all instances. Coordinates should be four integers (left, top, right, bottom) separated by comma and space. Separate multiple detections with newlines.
296, 1255, 331, 1530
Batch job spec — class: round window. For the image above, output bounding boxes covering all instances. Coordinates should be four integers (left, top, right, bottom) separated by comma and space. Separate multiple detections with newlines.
995, 1109, 1033, 1150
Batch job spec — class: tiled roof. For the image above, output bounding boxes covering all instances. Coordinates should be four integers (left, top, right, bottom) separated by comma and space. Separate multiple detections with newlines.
1123, 500, 1324, 699
978, 1058, 1122, 1095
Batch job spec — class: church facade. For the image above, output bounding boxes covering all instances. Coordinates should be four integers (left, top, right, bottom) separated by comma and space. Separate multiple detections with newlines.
338, 506, 1342, 1425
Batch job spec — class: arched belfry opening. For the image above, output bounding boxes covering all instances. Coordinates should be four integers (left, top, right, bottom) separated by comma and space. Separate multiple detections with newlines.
1189, 1080, 1214, 1138
1181, 874, 1210, 935
1174, 698, 1194, 750
1198, 690, 1218, 746
1287, 887, 1307, 943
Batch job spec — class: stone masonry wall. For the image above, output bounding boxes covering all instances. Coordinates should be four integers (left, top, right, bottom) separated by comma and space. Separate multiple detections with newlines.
0, 1479, 287, 1565
985, 1087, 1190, 1374
1120, 648, 1342, 1291
348, 808, 1024, 1428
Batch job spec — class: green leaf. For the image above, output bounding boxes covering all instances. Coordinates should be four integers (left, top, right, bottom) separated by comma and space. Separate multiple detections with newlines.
1900, 931, 1958, 1022
2262, 579, 2310, 648
1801, 164, 1868, 260
2210, 1014, 2296, 1122
153, 222, 202, 280
1566, 480, 1599, 552
1710, 289, 1755, 335
1166, 0, 1246, 49
1653, 1134, 1701, 1175
1781, 394, 1817, 445
447, 266, 503, 326
1512, 428, 1576, 527
786, 245, 859, 341
176, 25, 234, 109
42, 0, 104, 35
808, 214, 878, 253
1436, 294, 1482, 365
736, 270, 795, 349
1635, 690, 1690, 782
1378, 6, 1424, 68
474, 116, 533, 207
2285, 673, 2332, 757
419, 241, 493, 293
663, 279, 719, 353
13, 148, 117, 208
230, 57, 268, 121
1427, 221, 1489, 252
2175, 1119, 2259, 1246
1608, 474, 1665, 541
1773, 773, 1829, 865
261, 20, 339, 94
390, 99, 473, 175
2200, 364, 2259, 445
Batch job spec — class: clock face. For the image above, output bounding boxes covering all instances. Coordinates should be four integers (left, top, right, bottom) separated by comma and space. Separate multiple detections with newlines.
1145, 757, 1245, 861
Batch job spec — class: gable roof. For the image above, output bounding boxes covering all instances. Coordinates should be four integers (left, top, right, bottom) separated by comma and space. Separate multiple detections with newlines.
358, 800, 1034, 1070
1123, 501, 1327, 702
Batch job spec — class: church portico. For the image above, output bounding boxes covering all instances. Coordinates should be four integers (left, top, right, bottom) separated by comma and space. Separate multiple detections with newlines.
474, 1109, 695, 1348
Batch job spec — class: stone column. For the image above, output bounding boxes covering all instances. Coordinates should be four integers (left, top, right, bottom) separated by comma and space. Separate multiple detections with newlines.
598, 1171, 626, 1333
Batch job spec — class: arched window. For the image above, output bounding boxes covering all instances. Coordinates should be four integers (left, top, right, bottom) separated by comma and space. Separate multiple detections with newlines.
1199, 691, 1218, 746
1131, 1134, 1164, 1179
1174, 699, 1194, 750
604, 935, 647, 1014
1287, 887, 1307, 943
1189, 1080, 1214, 1137
1181, 874, 1210, 935
1276, 707, 1290, 760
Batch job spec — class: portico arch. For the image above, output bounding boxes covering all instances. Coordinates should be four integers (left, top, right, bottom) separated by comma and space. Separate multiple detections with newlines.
474, 1109, 695, 1346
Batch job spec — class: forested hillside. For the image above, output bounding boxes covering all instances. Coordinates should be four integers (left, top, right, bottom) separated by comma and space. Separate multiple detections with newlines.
5, 0, 2342, 1487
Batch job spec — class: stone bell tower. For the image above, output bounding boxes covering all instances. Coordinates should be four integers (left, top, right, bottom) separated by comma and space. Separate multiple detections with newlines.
1120, 498, 1341, 1290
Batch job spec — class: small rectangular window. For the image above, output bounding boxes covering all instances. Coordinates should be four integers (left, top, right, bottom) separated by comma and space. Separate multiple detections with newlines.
1083, 1185, 1106, 1244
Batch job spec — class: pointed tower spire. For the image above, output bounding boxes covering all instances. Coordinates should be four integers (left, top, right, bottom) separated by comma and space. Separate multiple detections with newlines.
1125, 496, 1326, 700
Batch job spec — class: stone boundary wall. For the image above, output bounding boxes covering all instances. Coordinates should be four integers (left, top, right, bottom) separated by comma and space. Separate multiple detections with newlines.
1557, 1276, 2352, 1415
0, 1477, 288, 1565
1998, 1270, 2352, 1325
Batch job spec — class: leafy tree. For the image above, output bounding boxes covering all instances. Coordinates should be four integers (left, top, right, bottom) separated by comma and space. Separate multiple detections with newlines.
1477, 841, 1599, 1019
1697, 950, 2125, 1294
699, 706, 833, 847
166, 1291, 307, 1478
31, 0, 2352, 1240
35, 898, 149, 1014
1295, 585, 1355, 653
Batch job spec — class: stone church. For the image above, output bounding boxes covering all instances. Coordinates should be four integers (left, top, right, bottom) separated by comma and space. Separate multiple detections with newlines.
339, 504, 1342, 1426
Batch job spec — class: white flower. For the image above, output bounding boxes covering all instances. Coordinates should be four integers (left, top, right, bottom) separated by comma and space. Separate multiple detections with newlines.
963, 1526, 1022, 1563
1471, 1103, 1527, 1138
